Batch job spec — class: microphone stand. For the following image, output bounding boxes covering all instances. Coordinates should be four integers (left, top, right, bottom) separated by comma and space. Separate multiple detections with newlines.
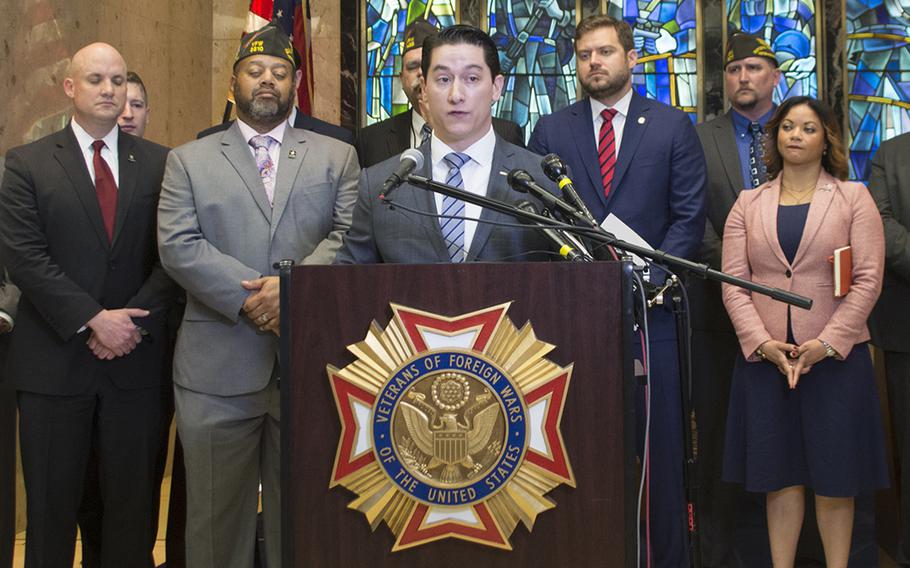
403, 173, 812, 568
404, 174, 811, 310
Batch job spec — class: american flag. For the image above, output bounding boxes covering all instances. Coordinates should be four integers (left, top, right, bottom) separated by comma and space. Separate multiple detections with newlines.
245, 0, 315, 115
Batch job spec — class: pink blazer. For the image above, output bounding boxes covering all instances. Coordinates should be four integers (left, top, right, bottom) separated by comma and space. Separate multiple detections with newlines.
721, 171, 884, 361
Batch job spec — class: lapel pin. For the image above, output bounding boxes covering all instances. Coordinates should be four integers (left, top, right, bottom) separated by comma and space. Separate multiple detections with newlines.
128, 154, 136, 162
637, 116, 646, 124
288, 149, 297, 159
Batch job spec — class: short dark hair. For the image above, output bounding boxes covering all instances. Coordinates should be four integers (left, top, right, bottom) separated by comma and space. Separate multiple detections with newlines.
763, 96, 849, 181
574, 15, 635, 53
421, 24, 501, 79
126, 71, 148, 104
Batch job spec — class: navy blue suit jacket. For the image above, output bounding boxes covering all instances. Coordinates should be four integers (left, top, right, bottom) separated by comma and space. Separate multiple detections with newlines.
528, 93, 706, 263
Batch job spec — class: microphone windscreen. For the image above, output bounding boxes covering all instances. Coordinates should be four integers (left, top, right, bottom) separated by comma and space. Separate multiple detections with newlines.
400, 148, 424, 170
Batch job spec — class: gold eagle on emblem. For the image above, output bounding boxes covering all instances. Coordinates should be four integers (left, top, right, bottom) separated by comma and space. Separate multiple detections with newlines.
399, 392, 501, 483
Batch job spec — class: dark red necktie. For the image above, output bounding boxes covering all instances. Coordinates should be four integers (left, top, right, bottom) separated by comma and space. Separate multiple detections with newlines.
91, 140, 118, 241
598, 108, 618, 197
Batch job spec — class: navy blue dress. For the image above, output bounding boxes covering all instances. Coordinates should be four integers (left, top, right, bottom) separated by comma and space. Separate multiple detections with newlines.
722, 203, 889, 497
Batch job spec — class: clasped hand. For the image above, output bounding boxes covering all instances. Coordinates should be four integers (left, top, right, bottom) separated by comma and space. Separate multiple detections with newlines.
86, 308, 149, 360
242, 276, 280, 336
758, 338, 830, 389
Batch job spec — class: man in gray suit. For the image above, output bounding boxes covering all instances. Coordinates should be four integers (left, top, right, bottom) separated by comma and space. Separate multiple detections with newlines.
868, 131, 910, 566
157, 21, 359, 567
337, 24, 551, 264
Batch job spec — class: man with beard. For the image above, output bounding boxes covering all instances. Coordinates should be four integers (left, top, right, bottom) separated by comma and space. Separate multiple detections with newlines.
690, 33, 779, 567
355, 18, 524, 168
157, 20, 358, 567
528, 14, 706, 567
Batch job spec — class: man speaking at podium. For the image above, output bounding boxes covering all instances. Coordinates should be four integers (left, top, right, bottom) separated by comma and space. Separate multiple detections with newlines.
336, 24, 554, 265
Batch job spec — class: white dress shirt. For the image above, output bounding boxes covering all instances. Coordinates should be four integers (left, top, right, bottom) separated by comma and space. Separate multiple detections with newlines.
71, 120, 120, 186
590, 88, 633, 160
430, 125, 497, 255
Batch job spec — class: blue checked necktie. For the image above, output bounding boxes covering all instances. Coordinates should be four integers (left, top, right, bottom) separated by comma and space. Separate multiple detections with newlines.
440, 152, 470, 262
249, 134, 278, 205
748, 122, 767, 188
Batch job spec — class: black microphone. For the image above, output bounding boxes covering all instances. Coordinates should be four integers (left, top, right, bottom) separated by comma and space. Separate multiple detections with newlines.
506, 169, 590, 225
380, 148, 424, 200
541, 153, 597, 227
515, 201, 592, 262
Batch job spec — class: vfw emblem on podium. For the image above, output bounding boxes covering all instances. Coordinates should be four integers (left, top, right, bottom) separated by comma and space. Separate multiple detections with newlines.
327, 303, 575, 551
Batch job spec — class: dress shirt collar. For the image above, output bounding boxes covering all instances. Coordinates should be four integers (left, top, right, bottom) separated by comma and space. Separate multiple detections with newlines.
287, 106, 298, 127
430, 124, 496, 170
71, 119, 119, 156
236, 118, 287, 147
590, 88, 633, 123
730, 105, 776, 135
411, 109, 427, 140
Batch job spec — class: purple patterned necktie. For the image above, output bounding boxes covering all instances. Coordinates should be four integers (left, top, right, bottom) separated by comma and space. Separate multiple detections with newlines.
249, 134, 278, 205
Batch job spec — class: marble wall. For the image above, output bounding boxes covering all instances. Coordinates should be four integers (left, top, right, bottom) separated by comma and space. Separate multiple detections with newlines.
0, 0, 215, 153
0, 0, 344, 155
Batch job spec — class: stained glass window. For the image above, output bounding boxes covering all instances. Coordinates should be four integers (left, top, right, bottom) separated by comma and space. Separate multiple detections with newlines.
486, 1, 579, 142
605, 0, 700, 122
725, 0, 819, 102
845, 0, 910, 181
363, 1, 458, 126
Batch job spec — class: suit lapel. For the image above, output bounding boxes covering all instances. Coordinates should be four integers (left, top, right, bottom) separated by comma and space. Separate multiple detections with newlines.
411, 143, 450, 260
570, 99, 606, 209
270, 128, 309, 240
220, 122, 272, 222
391, 111, 412, 159
792, 172, 837, 267
112, 132, 138, 247
608, 93, 649, 204
467, 137, 512, 261
54, 127, 110, 249
759, 178, 790, 267
714, 113, 746, 197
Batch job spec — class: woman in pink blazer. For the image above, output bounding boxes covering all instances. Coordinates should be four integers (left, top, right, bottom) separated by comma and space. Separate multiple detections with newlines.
721, 97, 887, 568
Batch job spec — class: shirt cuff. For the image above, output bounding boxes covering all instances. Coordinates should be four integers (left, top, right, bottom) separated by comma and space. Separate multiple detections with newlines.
0, 310, 13, 332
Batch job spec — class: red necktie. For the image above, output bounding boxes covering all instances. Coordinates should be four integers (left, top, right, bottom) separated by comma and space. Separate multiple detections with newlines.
598, 108, 618, 197
91, 140, 118, 241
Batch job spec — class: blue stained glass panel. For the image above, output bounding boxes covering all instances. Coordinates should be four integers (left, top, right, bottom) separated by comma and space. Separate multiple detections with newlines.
364, 1, 457, 126
725, 0, 819, 102
607, 0, 699, 123
845, 0, 910, 180
487, 0, 578, 142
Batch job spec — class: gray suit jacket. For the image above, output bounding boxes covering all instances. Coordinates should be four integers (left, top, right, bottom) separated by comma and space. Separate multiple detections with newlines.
695, 112, 745, 270
158, 123, 360, 395
868, 132, 910, 352
335, 137, 554, 264
0, 157, 19, 329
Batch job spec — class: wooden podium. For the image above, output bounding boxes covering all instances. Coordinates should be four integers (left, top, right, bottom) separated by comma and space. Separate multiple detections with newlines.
281, 261, 636, 567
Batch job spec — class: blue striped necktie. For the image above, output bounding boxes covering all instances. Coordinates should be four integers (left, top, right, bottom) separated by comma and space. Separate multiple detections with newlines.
440, 152, 470, 262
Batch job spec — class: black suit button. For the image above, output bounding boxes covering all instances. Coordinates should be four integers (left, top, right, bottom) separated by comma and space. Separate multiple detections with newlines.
785, 269, 792, 278
108, 262, 116, 271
